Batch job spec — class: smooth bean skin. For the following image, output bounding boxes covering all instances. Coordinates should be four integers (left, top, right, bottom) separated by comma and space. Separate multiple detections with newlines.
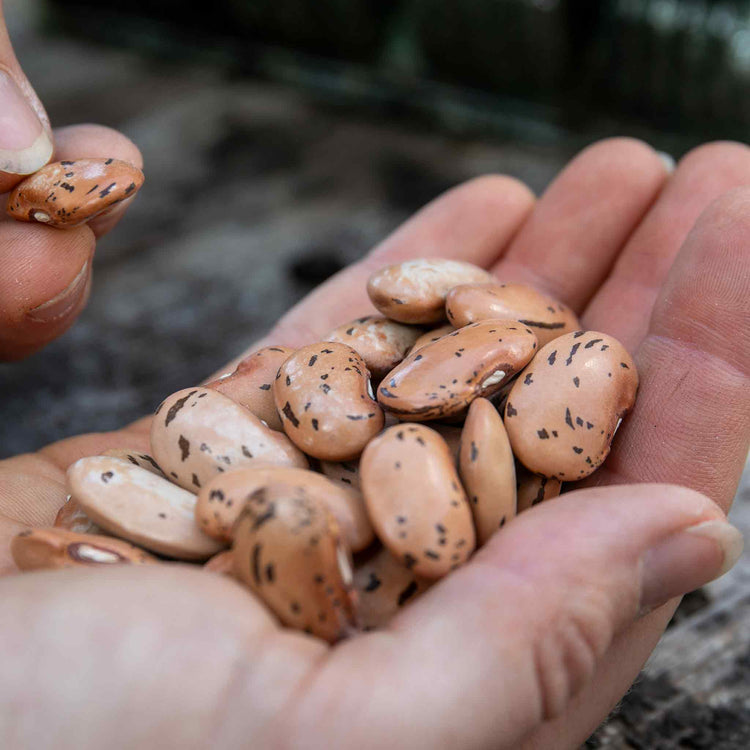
6, 158, 144, 228
459, 398, 517, 545
378, 320, 537, 421
367, 258, 494, 323
504, 331, 638, 481
68, 456, 224, 561
151, 387, 308, 492
206, 346, 294, 431
11, 528, 158, 571
324, 316, 423, 381
361, 424, 475, 579
446, 282, 580, 347
195, 466, 374, 552
232, 490, 358, 643
274, 342, 384, 461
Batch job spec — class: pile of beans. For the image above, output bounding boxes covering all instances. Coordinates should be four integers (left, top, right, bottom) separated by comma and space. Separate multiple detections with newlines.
9, 167, 638, 643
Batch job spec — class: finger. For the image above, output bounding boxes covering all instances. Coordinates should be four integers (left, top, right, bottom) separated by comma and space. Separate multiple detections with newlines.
590, 186, 750, 510
51, 123, 144, 237
520, 186, 750, 749
0, 220, 94, 360
490, 138, 668, 311
214, 175, 535, 376
286, 484, 739, 750
0, 0, 54, 192
582, 141, 750, 350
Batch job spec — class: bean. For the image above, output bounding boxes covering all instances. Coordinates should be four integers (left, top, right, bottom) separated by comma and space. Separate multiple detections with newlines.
68, 456, 224, 561
504, 331, 638, 480
361, 423, 475, 579
195, 466, 374, 551
151, 386, 308, 492
324, 316, 423, 381
378, 320, 537, 421
367, 258, 493, 324
446, 282, 580, 347
274, 342, 384, 461
6, 158, 144, 228
459, 398, 516, 544
206, 346, 294, 431
232, 489, 358, 643
11, 528, 158, 571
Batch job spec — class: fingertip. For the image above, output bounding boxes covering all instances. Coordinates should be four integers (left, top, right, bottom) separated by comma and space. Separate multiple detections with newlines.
0, 222, 94, 360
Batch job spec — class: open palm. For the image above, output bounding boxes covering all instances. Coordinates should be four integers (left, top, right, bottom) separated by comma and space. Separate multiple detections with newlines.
1, 137, 748, 750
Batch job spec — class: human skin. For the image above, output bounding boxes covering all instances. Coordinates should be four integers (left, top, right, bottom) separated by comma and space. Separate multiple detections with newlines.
1, 134, 748, 748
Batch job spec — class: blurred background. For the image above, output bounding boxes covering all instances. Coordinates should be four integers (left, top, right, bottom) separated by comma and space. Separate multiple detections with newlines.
0, 1, 748, 745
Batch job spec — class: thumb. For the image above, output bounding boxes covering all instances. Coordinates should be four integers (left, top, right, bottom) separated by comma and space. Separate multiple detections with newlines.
287, 484, 743, 750
0, 0, 53, 192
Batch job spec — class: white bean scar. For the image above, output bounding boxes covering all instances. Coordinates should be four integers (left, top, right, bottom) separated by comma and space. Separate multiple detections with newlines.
481, 370, 506, 388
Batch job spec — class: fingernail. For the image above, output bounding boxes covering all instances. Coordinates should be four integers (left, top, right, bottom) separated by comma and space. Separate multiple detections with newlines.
639, 519, 744, 616
656, 150, 676, 174
27, 260, 90, 323
0, 69, 53, 175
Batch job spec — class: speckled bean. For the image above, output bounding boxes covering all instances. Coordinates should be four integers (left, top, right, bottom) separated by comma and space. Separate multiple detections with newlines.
274, 342, 384, 461
459, 398, 516, 544
354, 547, 433, 629
6, 158, 144, 228
207, 346, 294, 431
324, 316, 423, 381
504, 331, 638, 480
378, 320, 537, 421
195, 466, 374, 551
361, 424, 475, 579
68, 456, 224, 561
367, 258, 494, 324
11, 527, 158, 571
446, 282, 580, 347
151, 387, 308, 492
515, 463, 562, 513
232, 489, 358, 642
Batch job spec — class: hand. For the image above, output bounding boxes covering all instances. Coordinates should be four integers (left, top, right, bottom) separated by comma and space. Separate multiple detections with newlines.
0, 138, 748, 749
0, 1, 141, 360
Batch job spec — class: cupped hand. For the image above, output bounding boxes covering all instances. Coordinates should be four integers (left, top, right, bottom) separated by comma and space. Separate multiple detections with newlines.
1, 138, 748, 750
0, 2, 142, 360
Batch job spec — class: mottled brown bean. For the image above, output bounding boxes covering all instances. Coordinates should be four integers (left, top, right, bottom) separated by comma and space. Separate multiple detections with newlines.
232, 490, 358, 643
446, 282, 580, 347
206, 346, 294, 431
504, 331, 638, 480
274, 342, 384, 461
6, 158, 144, 228
361, 424, 475, 579
378, 320, 537, 421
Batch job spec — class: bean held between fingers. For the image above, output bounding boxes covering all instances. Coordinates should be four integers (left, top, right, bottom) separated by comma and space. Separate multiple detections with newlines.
6, 158, 144, 228
12, 257, 639, 642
